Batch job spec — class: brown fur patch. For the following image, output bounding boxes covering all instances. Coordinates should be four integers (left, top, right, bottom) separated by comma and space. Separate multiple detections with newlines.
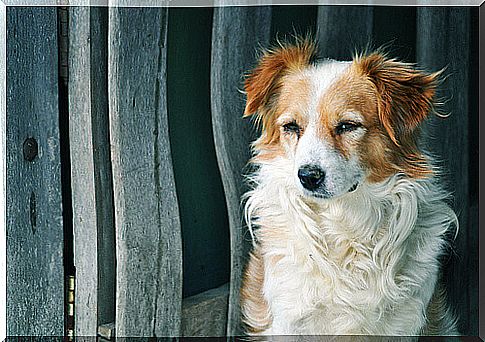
240, 246, 272, 333
353, 52, 441, 146
244, 39, 316, 147
341, 54, 439, 180
316, 68, 379, 160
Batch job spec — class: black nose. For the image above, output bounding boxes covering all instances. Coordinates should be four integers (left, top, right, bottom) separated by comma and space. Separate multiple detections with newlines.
298, 165, 325, 191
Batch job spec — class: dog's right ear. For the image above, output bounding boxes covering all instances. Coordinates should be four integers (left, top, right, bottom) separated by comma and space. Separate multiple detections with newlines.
243, 39, 316, 121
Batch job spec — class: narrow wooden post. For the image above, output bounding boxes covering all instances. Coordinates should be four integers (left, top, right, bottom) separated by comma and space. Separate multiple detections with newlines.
211, 5, 272, 336
108, 6, 183, 337
417, 7, 472, 335
0, 2, 6, 340
69, 7, 98, 335
69, 6, 116, 335
6, 7, 64, 335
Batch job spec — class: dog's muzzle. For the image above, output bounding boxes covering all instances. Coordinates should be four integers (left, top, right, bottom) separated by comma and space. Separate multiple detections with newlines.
298, 164, 325, 191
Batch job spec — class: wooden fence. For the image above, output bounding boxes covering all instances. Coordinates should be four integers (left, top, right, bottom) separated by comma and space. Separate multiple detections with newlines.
4, 4, 480, 337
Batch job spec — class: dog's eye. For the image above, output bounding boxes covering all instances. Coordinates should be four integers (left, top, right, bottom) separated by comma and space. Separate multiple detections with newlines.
335, 121, 361, 135
283, 121, 301, 135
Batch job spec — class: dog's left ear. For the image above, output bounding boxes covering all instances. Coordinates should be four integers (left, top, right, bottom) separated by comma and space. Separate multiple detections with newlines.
355, 53, 442, 145
243, 39, 316, 120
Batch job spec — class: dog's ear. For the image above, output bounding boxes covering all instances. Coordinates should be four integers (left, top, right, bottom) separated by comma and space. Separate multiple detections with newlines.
355, 53, 442, 146
244, 39, 316, 121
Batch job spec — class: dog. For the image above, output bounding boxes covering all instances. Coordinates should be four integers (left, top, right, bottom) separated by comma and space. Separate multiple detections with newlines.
240, 39, 459, 336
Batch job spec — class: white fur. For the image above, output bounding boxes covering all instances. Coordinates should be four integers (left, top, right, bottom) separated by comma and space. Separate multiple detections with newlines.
307, 61, 352, 120
244, 156, 458, 335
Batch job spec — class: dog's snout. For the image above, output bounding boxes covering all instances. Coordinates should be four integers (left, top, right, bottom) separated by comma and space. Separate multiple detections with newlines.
298, 165, 325, 191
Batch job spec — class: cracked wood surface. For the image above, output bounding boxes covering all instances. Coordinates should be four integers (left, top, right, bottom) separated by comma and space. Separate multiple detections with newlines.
108, 7, 182, 337
211, 6, 272, 335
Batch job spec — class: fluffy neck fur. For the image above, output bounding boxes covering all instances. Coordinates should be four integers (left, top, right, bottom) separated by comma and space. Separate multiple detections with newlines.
243, 156, 458, 335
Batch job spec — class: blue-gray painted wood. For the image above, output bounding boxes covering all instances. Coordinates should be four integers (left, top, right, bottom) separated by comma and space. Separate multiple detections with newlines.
6, 7, 64, 335
108, 6, 182, 337
417, 7, 473, 335
211, 5, 272, 336
0, 3, 6, 339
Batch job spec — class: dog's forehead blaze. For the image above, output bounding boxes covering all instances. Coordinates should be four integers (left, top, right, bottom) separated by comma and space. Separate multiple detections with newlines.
306, 67, 379, 159
316, 67, 379, 128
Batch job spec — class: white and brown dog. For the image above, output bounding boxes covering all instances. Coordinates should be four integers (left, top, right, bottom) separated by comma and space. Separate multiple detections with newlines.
240, 39, 459, 336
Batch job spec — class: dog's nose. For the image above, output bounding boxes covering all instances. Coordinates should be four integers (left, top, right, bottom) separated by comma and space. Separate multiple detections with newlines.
298, 165, 325, 191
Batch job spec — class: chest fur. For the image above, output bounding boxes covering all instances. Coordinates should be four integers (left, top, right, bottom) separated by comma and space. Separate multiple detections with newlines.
254, 198, 443, 335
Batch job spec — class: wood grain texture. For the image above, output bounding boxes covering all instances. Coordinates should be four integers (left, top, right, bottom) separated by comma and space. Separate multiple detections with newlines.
69, 6, 117, 335
69, 7, 98, 335
108, 7, 182, 337
416, 7, 472, 335
0, 3, 6, 340
6, 7, 64, 335
181, 283, 229, 337
317, 6, 373, 60
211, 5, 272, 336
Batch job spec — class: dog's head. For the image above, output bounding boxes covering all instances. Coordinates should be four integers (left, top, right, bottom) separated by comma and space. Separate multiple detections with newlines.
244, 39, 441, 200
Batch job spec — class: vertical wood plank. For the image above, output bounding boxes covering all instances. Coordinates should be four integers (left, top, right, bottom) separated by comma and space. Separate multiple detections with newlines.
211, 5, 272, 336
0, 2, 6, 340
108, 6, 182, 337
70, 6, 115, 334
316, 6, 373, 60
69, 7, 98, 335
6, 7, 64, 335
417, 7, 472, 335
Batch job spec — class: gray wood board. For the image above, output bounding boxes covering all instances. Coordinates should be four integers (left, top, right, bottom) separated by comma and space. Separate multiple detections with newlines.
181, 283, 229, 337
317, 6, 373, 61
211, 6, 272, 336
69, 6, 114, 336
108, 7, 182, 337
416, 7, 472, 335
6, 7, 64, 335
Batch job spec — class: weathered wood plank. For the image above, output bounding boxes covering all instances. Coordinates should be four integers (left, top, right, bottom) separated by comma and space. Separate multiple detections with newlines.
6, 7, 64, 335
317, 6, 373, 60
181, 283, 229, 337
416, 7, 472, 335
108, 7, 182, 337
69, 6, 116, 335
0, 3, 6, 340
69, 7, 98, 335
211, 5, 272, 336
